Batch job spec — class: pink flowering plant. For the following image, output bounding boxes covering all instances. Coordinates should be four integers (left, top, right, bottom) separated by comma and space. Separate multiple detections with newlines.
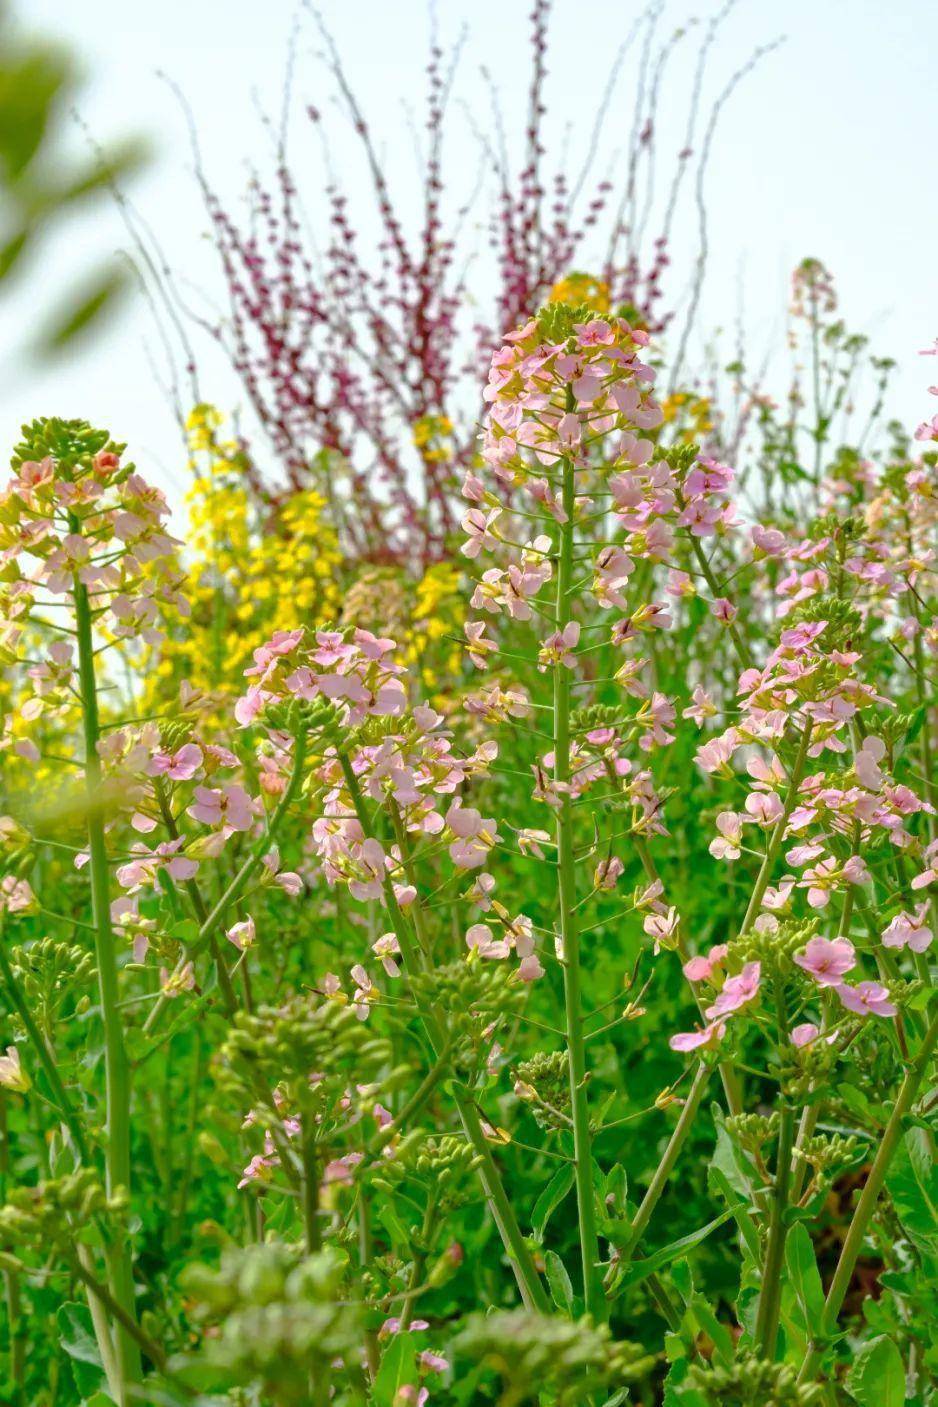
0, 288, 936, 1407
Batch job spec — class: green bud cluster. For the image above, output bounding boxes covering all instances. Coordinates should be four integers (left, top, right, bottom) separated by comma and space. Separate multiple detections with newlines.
810, 510, 865, 545
0, 1170, 126, 1253
181, 1244, 362, 1407
514, 1049, 571, 1131
158, 718, 195, 753
217, 996, 390, 1121
788, 595, 864, 654
262, 696, 341, 741
410, 958, 526, 1077
659, 441, 701, 477
536, 301, 595, 344
686, 1353, 826, 1405
725, 1111, 779, 1157
454, 1310, 655, 1405
9, 936, 96, 1031
374, 1134, 482, 1213
795, 1132, 862, 1182
571, 703, 630, 738
11, 418, 127, 477
731, 918, 818, 974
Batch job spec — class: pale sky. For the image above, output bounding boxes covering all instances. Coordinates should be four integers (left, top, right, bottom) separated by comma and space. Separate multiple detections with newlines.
2, 0, 936, 500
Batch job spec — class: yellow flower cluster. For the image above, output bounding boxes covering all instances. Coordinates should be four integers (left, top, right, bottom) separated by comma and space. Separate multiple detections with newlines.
411, 414, 454, 465
549, 271, 611, 313
146, 405, 344, 704
661, 391, 714, 443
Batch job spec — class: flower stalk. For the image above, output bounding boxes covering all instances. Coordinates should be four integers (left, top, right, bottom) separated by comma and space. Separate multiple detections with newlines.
555, 447, 604, 1320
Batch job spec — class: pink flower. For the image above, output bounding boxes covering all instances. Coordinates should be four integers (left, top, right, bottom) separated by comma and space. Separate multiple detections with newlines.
372, 932, 401, 977
706, 962, 761, 1019
643, 906, 679, 951
744, 791, 783, 827
148, 742, 203, 781
881, 905, 931, 953
538, 621, 580, 671
188, 784, 254, 833
348, 839, 387, 902
854, 735, 886, 790
683, 686, 716, 726
710, 811, 744, 860
669, 1020, 726, 1052
465, 923, 510, 958
594, 855, 624, 890
682, 944, 729, 983
836, 981, 897, 1018
790, 1023, 820, 1047
696, 731, 738, 774
227, 916, 256, 950
751, 524, 786, 557
793, 936, 856, 986
712, 597, 737, 624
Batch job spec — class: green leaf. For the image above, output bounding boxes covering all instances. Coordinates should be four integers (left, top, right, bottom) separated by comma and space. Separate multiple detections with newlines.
372, 1334, 419, 1407
604, 1162, 628, 1217
34, 265, 128, 354
56, 1302, 106, 1397
785, 1223, 825, 1324
845, 1334, 906, 1407
617, 1206, 741, 1290
532, 1164, 575, 1241
887, 1130, 938, 1250
709, 1166, 759, 1260
544, 1249, 575, 1315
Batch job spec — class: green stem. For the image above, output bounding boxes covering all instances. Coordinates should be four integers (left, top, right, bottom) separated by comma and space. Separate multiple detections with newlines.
555, 448, 604, 1321
72, 561, 141, 1388
338, 751, 549, 1313
0, 928, 90, 1164
76, 1244, 121, 1405
153, 777, 236, 1016
300, 1127, 321, 1254
754, 1102, 795, 1357
687, 532, 748, 669
739, 718, 813, 937
143, 730, 308, 1035
400, 1198, 437, 1332
69, 1252, 166, 1373
621, 1063, 710, 1267
798, 1009, 938, 1388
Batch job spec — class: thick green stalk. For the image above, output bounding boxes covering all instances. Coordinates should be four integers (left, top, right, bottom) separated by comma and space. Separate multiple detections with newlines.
337, 752, 549, 1313
555, 449, 604, 1320
72, 566, 141, 1388
620, 1063, 710, 1266
754, 1102, 795, 1357
797, 1009, 938, 1388
68, 1252, 166, 1373
300, 1127, 321, 1254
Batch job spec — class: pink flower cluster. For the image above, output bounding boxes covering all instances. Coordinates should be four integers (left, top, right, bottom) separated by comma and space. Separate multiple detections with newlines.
235, 628, 407, 729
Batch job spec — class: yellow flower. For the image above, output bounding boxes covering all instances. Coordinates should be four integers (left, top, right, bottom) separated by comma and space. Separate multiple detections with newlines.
549, 271, 610, 313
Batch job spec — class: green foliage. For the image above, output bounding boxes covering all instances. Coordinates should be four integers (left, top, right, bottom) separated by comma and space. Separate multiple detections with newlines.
0, 5, 149, 356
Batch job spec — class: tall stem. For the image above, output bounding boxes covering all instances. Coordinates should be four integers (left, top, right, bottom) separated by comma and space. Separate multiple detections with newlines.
337, 752, 549, 1313
797, 1009, 938, 1388
739, 717, 813, 937
555, 448, 603, 1320
621, 1063, 710, 1267
72, 559, 141, 1388
754, 1102, 794, 1357
143, 732, 308, 1035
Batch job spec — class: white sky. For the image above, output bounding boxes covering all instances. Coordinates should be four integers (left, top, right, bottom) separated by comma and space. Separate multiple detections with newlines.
2, 0, 936, 500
